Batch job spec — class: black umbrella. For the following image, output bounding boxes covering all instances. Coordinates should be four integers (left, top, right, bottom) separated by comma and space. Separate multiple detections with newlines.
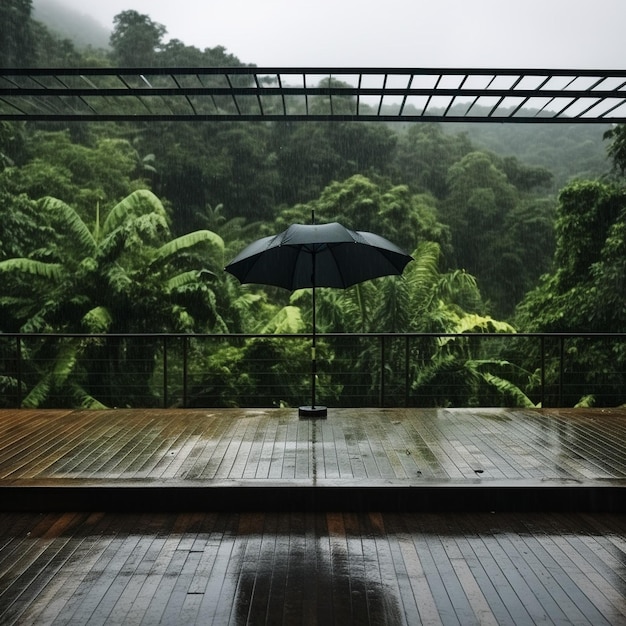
225, 215, 412, 417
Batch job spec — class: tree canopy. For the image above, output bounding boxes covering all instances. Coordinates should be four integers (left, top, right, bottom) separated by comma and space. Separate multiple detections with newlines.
1, 3, 623, 409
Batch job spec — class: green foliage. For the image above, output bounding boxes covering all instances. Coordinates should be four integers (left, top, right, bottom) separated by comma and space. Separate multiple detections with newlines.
604, 124, 626, 176
451, 121, 610, 189
0, 0, 36, 66
0, 258, 64, 282
412, 356, 534, 408
517, 180, 626, 332
515, 179, 626, 406
441, 151, 555, 317
261, 306, 305, 334
109, 10, 166, 66
273, 122, 398, 205
0, 190, 226, 407
394, 124, 473, 197
288, 174, 450, 254
185, 337, 326, 408
1, 131, 145, 226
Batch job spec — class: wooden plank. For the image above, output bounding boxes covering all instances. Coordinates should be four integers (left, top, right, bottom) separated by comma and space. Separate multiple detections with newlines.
252, 415, 279, 479
325, 512, 354, 624
122, 514, 197, 624
342, 511, 372, 625
0, 411, 98, 479
364, 511, 411, 625
294, 419, 312, 479
511, 513, 613, 625
243, 512, 277, 623
281, 511, 308, 623
317, 419, 340, 479
16, 513, 111, 625
183, 412, 235, 480
329, 418, 355, 478
241, 416, 271, 479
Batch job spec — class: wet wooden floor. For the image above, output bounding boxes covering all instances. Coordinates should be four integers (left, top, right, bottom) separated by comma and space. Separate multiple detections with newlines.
1, 407, 626, 624
2, 406, 626, 512
2, 510, 626, 625
2, 406, 626, 483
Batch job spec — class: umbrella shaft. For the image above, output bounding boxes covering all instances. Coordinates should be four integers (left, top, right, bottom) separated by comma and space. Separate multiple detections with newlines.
311, 280, 316, 408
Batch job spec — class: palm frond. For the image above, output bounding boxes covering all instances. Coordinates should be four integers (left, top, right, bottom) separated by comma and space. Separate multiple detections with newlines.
22, 340, 82, 407
0, 258, 65, 282
575, 394, 595, 408
0, 375, 18, 393
367, 277, 409, 332
82, 306, 113, 333
40, 196, 96, 254
102, 189, 167, 235
96, 229, 127, 264
102, 263, 132, 295
75, 390, 108, 410
51, 340, 80, 387
451, 314, 516, 334
166, 270, 210, 292
404, 241, 442, 312
21, 374, 52, 408
151, 230, 225, 268
480, 372, 536, 407
261, 305, 304, 334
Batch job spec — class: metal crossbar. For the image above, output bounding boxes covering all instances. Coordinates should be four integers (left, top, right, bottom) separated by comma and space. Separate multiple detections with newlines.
1, 67, 625, 122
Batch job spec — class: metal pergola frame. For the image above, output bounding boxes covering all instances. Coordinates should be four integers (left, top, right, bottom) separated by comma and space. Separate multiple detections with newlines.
1, 67, 625, 123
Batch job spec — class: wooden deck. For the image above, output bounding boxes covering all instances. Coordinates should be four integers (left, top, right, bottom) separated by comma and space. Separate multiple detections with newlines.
1, 406, 626, 512
2, 510, 626, 625
2, 407, 626, 624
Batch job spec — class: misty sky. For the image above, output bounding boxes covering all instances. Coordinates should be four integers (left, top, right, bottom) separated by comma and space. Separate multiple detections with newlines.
48, 0, 624, 68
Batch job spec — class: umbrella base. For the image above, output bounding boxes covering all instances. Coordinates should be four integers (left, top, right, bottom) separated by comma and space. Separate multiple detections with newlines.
299, 405, 328, 418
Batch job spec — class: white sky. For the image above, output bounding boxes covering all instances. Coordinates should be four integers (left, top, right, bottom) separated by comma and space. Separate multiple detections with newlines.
53, 0, 625, 68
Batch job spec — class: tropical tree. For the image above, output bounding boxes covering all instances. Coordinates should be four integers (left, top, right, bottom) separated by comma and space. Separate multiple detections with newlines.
272, 119, 397, 206
0, 190, 225, 407
0, 0, 36, 67
393, 123, 473, 197
109, 10, 166, 66
276, 174, 450, 253
442, 150, 554, 317
515, 179, 626, 406
380, 241, 532, 407
604, 123, 626, 175
0, 130, 147, 226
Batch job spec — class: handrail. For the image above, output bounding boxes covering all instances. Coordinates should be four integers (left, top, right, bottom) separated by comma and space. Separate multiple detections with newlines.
1, 332, 625, 409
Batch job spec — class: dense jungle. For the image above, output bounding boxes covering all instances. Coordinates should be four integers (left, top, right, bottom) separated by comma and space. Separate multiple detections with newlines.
1, 1, 625, 410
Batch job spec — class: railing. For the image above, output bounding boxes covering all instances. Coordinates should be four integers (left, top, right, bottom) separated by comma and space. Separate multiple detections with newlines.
1, 332, 625, 409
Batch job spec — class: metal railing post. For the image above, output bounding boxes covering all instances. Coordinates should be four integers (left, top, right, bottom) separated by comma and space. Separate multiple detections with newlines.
163, 335, 168, 408
541, 335, 546, 409
405, 335, 410, 407
380, 335, 386, 407
559, 335, 565, 407
183, 335, 188, 408
16, 335, 22, 408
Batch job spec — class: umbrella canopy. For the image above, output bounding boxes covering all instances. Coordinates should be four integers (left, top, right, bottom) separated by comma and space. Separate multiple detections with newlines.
224, 222, 412, 291
225, 221, 413, 417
